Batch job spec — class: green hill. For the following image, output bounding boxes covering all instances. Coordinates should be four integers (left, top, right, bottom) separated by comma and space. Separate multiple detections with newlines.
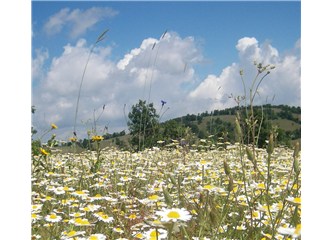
57, 104, 301, 152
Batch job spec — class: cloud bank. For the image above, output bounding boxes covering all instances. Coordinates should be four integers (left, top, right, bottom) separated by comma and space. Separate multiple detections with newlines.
32, 33, 300, 140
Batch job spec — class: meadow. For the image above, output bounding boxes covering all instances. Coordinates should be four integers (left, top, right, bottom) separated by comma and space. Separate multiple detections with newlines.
32, 30, 300, 240
32, 137, 301, 240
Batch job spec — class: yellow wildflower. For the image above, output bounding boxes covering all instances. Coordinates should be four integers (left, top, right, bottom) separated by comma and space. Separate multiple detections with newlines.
91, 135, 104, 141
51, 123, 58, 129
40, 148, 49, 156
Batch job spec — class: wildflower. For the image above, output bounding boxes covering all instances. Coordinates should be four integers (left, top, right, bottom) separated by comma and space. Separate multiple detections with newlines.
120, 176, 132, 182
69, 137, 77, 142
277, 224, 301, 238
236, 224, 247, 230
86, 234, 107, 240
257, 182, 266, 190
200, 184, 216, 192
71, 190, 89, 198
69, 212, 85, 218
132, 232, 144, 239
69, 217, 92, 226
127, 213, 137, 220
61, 230, 85, 239
96, 213, 114, 223
155, 207, 192, 222
92, 135, 104, 142
80, 204, 101, 212
197, 159, 211, 168
148, 194, 162, 202
113, 227, 124, 234
40, 147, 49, 156
31, 204, 43, 212
286, 196, 301, 205
45, 213, 62, 222
51, 123, 58, 129
143, 228, 168, 240
31, 213, 42, 223
53, 187, 66, 195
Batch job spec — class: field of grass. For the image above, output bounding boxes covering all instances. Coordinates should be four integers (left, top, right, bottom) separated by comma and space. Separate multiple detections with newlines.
32, 141, 301, 240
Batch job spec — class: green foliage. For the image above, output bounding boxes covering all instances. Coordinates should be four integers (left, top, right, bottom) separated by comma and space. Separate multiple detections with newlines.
127, 99, 160, 151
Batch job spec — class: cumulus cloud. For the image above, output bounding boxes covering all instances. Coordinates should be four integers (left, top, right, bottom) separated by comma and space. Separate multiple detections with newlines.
32, 34, 300, 140
32, 48, 49, 83
32, 32, 203, 140
187, 37, 301, 113
43, 7, 118, 38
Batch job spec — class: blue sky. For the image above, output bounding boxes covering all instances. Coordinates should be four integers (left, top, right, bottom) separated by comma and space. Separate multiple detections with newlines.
32, 1, 300, 80
31, 1, 301, 140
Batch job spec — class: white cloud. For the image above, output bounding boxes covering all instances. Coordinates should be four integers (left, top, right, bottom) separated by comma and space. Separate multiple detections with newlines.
43, 7, 118, 38
187, 37, 301, 113
32, 32, 203, 140
32, 48, 49, 83
32, 34, 300, 141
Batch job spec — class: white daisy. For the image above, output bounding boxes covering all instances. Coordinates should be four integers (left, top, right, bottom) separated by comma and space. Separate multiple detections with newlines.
45, 213, 62, 222
143, 228, 168, 240
155, 207, 192, 222
86, 233, 107, 240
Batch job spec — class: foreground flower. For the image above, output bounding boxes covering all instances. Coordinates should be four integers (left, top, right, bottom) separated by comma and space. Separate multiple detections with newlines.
155, 207, 192, 222
86, 233, 107, 240
45, 213, 62, 222
277, 224, 301, 238
61, 230, 85, 239
143, 228, 168, 240
31, 213, 42, 223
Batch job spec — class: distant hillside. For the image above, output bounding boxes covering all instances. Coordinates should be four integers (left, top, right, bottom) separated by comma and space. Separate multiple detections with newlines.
57, 104, 301, 152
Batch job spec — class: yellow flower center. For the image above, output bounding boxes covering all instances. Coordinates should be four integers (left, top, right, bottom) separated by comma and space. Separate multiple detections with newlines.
89, 236, 98, 240
258, 183, 265, 189
129, 214, 137, 219
167, 211, 180, 219
200, 160, 207, 165
295, 224, 301, 235
203, 185, 214, 190
50, 214, 57, 219
67, 231, 76, 237
148, 195, 159, 200
135, 233, 143, 238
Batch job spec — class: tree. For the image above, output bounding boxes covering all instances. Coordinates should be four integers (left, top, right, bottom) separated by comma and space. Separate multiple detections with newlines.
128, 100, 160, 151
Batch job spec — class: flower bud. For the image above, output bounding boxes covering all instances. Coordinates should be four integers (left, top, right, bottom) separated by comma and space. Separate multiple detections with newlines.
266, 133, 274, 154
293, 141, 300, 159
246, 147, 254, 161
223, 160, 231, 176
235, 117, 243, 142
227, 176, 234, 192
